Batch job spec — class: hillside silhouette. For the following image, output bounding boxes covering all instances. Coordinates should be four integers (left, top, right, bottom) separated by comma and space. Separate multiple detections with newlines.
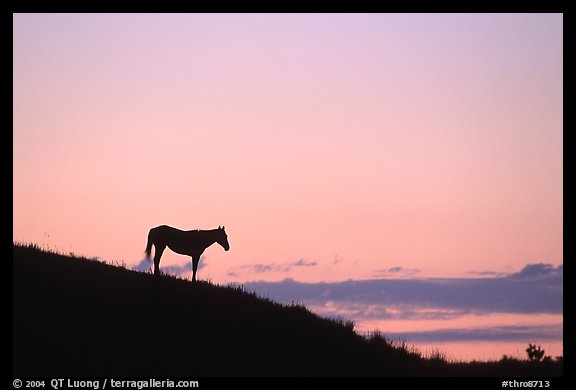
13, 244, 562, 377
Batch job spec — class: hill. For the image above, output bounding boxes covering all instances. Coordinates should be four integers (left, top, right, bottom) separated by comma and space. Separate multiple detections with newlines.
13, 244, 562, 377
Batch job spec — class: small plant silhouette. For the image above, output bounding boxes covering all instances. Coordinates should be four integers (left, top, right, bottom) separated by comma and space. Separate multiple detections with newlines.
526, 344, 545, 362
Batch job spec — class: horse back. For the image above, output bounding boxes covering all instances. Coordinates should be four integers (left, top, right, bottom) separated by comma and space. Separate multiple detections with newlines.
150, 225, 201, 256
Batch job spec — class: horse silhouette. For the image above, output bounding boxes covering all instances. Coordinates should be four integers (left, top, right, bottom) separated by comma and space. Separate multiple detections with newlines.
145, 225, 230, 281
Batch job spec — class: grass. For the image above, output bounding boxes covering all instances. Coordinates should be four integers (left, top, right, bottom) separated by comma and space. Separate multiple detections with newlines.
13, 243, 562, 377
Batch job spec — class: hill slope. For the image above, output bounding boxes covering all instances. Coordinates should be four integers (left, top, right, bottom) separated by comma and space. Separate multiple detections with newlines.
13, 244, 561, 376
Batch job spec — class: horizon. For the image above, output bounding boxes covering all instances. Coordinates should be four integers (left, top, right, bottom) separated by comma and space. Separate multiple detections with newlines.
13, 13, 562, 364
15, 240, 563, 362
14, 243, 562, 377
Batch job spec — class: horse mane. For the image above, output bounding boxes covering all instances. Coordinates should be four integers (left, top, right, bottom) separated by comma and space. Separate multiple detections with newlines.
189, 228, 217, 232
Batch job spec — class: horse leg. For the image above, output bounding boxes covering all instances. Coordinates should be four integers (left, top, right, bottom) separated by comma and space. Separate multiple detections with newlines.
153, 244, 166, 276
191, 255, 200, 282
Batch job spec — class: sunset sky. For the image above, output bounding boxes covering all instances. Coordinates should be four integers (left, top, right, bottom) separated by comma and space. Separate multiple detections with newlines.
13, 13, 562, 361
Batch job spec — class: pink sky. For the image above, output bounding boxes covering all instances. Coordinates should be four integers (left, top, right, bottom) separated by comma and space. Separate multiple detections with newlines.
13, 14, 562, 361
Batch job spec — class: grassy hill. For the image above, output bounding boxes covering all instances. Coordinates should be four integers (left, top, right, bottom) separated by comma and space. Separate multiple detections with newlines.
13, 244, 562, 377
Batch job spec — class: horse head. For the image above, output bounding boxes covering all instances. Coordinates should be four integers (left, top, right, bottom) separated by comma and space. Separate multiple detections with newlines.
217, 226, 230, 251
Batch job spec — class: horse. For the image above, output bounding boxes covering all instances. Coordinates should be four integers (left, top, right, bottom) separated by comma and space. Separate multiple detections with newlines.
145, 225, 230, 282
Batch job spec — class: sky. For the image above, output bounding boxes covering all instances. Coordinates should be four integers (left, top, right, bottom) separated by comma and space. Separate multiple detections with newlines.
13, 13, 563, 361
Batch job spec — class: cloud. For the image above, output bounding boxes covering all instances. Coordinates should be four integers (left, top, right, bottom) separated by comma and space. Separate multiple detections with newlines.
229, 259, 318, 276
467, 270, 507, 277
242, 263, 563, 315
384, 324, 563, 343
239, 264, 563, 348
294, 259, 317, 267
372, 266, 421, 278
132, 258, 152, 272
510, 263, 563, 280
233, 263, 287, 274
162, 262, 192, 276
132, 256, 207, 277
307, 301, 466, 321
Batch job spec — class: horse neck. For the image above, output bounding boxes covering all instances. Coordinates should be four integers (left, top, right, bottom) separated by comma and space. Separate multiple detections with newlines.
198, 229, 219, 247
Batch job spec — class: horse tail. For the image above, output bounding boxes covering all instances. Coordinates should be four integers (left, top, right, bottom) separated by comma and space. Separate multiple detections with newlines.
145, 229, 153, 258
